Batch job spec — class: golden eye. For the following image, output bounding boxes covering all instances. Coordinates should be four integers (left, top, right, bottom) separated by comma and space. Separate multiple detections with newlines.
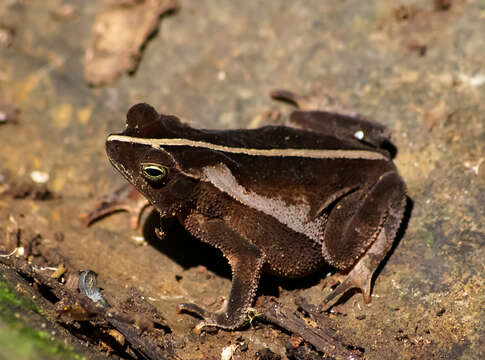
141, 163, 168, 183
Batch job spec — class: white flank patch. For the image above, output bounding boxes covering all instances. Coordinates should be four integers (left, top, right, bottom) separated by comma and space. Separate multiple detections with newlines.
201, 163, 326, 242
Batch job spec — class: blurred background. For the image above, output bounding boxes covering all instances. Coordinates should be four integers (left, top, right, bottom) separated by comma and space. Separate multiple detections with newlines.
0, 0, 483, 359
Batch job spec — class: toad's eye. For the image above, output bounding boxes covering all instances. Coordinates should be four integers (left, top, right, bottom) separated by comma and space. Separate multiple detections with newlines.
141, 163, 168, 183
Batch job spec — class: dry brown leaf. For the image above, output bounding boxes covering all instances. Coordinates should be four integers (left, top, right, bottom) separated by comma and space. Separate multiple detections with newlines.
84, 0, 179, 86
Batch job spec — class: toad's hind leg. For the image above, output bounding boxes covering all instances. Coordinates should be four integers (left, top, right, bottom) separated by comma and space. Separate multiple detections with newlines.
321, 171, 406, 310
270, 89, 393, 151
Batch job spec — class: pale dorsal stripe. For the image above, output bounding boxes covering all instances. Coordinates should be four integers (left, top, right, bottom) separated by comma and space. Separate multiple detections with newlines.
107, 135, 386, 160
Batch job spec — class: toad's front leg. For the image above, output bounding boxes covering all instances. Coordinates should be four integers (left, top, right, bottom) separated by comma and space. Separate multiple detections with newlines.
177, 214, 266, 331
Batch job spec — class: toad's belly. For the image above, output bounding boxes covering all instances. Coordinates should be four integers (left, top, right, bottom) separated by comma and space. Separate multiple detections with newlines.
227, 201, 325, 278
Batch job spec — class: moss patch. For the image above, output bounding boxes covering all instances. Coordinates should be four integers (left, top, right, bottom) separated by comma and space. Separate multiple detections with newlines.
0, 321, 85, 360
0, 278, 84, 360
0, 280, 40, 313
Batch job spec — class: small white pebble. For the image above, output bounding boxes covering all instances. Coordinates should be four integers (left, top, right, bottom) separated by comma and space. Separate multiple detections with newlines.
459, 73, 485, 87
354, 130, 364, 140
30, 170, 49, 184
131, 236, 146, 245
217, 71, 226, 81
470, 73, 485, 87
464, 158, 483, 175
221, 344, 237, 360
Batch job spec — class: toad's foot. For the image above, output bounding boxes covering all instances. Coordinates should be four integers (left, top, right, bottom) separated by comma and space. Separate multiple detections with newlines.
81, 184, 150, 229
270, 89, 357, 116
176, 302, 236, 333
321, 257, 373, 311
322, 207, 403, 311
271, 89, 394, 151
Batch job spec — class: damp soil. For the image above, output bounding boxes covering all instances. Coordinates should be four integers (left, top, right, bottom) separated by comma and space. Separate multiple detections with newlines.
0, 0, 483, 359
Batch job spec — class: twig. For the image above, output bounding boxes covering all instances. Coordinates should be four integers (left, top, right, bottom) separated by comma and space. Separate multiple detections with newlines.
256, 296, 362, 359
0, 256, 175, 360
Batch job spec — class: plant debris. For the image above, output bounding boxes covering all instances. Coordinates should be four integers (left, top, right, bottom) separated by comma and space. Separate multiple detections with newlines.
255, 296, 364, 359
0, 102, 19, 123
0, 220, 179, 360
84, 0, 179, 86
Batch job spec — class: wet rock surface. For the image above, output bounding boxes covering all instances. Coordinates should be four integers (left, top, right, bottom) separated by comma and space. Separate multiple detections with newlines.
0, 0, 483, 358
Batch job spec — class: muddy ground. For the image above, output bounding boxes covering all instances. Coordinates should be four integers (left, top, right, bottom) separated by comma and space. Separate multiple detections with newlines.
0, 0, 484, 359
